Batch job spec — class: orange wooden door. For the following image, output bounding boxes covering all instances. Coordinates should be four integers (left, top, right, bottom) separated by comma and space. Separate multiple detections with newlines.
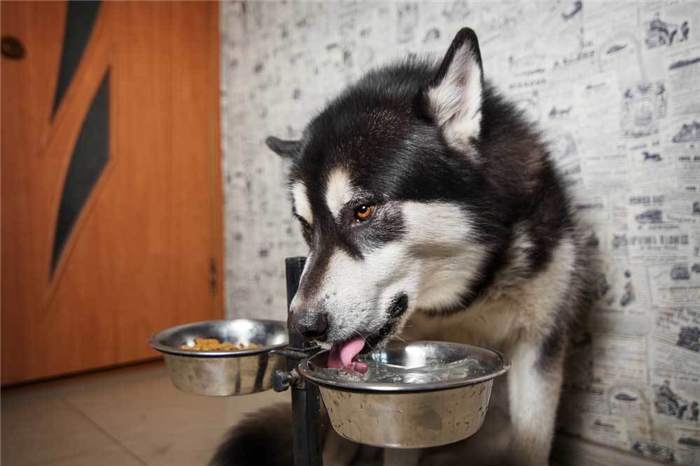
1, 1, 223, 385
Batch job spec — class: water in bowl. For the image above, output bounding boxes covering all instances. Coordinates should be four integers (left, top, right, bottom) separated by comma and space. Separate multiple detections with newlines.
322, 354, 488, 385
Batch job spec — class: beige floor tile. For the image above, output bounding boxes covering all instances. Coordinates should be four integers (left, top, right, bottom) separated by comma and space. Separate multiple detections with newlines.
2, 389, 145, 466
33, 449, 148, 466
58, 362, 289, 466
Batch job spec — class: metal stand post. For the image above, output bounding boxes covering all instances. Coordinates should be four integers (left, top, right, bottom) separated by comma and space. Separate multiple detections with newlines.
285, 257, 324, 466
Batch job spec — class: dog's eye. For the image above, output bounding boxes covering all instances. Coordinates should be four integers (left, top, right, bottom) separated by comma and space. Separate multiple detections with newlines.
297, 217, 314, 244
354, 205, 373, 222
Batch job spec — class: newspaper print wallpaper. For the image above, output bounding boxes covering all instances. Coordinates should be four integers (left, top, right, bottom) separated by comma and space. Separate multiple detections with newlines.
221, 1, 700, 463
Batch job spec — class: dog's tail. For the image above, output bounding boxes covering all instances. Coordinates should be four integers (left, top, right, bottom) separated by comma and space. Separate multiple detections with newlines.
209, 402, 294, 466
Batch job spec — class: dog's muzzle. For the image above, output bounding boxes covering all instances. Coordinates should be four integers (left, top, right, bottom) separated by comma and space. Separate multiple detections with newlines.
288, 307, 329, 341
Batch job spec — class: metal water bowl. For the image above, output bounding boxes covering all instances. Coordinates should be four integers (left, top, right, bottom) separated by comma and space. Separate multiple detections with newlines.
299, 341, 510, 449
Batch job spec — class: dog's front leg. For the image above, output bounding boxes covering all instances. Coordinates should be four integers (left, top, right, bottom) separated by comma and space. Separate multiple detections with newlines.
507, 340, 564, 466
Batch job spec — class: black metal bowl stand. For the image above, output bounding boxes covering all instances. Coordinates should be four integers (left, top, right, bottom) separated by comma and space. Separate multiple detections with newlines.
269, 257, 325, 466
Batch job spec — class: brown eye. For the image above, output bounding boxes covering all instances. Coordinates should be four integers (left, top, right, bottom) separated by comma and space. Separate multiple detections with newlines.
355, 205, 373, 222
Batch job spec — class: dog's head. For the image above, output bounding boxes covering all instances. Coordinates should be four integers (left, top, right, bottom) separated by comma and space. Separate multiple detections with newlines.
268, 29, 503, 354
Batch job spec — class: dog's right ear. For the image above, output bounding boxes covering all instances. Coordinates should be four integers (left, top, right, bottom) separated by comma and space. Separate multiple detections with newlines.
266, 136, 300, 160
421, 28, 483, 152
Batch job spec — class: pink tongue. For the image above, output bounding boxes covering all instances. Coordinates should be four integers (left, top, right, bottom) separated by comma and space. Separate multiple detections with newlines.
327, 337, 368, 374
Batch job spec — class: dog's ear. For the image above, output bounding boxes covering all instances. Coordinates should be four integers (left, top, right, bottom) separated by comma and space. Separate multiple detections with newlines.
266, 136, 300, 160
422, 28, 483, 150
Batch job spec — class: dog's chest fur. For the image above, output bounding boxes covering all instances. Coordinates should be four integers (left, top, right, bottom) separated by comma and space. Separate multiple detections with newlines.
404, 304, 519, 352
401, 233, 578, 355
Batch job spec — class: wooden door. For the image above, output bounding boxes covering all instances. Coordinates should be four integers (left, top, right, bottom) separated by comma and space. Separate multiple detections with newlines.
1, 1, 223, 385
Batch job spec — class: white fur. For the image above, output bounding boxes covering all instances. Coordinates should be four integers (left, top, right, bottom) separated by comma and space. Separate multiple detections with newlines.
291, 181, 313, 224
401, 202, 487, 311
325, 169, 354, 219
507, 222, 536, 278
290, 201, 489, 344
293, 244, 406, 342
426, 45, 483, 151
507, 341, 564, 466
404, 234, 576, 353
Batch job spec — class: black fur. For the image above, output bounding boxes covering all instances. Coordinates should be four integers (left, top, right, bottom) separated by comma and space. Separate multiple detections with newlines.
429, 27, 483, 91
266, 136, 300, 159
209, 403, 294, 466
388, 294, 409, 319
537, 315, 567, 373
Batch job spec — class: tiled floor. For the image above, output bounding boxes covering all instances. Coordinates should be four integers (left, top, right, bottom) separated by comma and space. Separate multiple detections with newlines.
2, 362, 660, 466
2, 361, 289, 466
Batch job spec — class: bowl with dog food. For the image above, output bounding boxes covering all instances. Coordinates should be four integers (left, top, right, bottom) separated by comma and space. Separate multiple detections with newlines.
298, 341, 510, 448
148, 319, 287, 396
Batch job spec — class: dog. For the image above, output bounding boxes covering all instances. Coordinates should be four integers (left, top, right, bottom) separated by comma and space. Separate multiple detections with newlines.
212, 28, 591, 466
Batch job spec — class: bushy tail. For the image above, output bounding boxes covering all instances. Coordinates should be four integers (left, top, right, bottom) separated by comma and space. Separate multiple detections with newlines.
209, 403, 294, 466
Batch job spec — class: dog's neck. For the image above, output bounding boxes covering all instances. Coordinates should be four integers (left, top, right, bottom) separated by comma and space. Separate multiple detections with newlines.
402, 228, 580, 353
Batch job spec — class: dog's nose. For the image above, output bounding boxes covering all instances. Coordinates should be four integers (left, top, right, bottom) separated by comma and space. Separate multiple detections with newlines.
290, 311, 329, 341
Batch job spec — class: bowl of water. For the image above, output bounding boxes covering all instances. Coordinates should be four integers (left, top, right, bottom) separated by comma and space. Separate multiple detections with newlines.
298, 341, 509, 448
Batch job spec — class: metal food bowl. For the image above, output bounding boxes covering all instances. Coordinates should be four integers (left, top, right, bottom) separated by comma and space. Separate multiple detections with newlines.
148, 319, 288, 396
299, 341, 510, 449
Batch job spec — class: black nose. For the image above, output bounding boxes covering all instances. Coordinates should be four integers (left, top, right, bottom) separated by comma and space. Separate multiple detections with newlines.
292, 312, 329, 341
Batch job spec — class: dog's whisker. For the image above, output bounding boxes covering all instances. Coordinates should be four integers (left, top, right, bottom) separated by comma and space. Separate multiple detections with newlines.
353, 330, 373, 349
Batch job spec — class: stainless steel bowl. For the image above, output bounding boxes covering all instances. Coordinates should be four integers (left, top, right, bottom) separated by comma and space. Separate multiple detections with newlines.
148, 319, 288, 396
299, 341, 510, 448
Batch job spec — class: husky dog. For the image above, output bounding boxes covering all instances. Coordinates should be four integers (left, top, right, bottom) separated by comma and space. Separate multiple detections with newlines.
214, 28, 590, 466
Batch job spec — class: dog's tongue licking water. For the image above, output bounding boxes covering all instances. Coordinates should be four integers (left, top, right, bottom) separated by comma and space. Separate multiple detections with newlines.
327, 337, 368, 374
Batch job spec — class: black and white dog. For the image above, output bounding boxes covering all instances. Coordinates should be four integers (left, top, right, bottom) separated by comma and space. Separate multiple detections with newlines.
214, 28, 591, 466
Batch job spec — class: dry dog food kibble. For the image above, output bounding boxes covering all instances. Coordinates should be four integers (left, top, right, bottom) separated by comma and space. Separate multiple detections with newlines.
180, 338, 259, 351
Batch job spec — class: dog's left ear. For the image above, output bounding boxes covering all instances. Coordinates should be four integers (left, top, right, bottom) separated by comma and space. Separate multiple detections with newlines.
266, 136, 300, 160
422, 28, 483, 150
